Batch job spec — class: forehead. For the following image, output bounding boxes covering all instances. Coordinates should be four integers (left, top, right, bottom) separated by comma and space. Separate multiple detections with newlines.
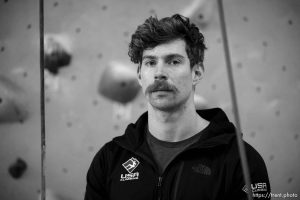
142, 39, 188, 58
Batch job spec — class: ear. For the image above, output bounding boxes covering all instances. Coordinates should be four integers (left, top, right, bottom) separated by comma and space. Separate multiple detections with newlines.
192, 63, 204, 86
137, 64, 142, 86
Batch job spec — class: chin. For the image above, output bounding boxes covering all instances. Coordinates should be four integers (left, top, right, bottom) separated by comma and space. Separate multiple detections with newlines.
149, 99, 181, 112
147, 93, 190, 111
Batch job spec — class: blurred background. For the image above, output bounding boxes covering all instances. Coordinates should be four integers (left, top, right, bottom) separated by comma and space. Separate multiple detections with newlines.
0, 0, 299, 199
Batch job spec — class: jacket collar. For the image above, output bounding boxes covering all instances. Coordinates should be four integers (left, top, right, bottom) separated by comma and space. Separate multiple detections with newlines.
113, 108, 236, 151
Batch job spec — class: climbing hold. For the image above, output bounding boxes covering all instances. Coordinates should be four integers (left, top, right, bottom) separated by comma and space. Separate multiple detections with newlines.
149, 9, 156, 15
1, 46, 5, 52
62, 168, 68, 174
75, 27, 81, 33
0, 95, 28, 123
180, 0, 216, 29
243, 16, 248, 22
102, 5, 107, 10
92, 99, 98, 106
8, 158, 27, 179
211, 84, 216, 90
23, 71, 28, 77
0, 74, 29, 123
198, 13, 204, 20
45, 97, 51, 103
123, 31, 129, 37
88, 146, 94, 152
71, 75, 76, 81
256, 86, 261, 93
113, 124, 120, 130
44, 34, 72, 75
237, 62, 243, 69
98, 61, 140, 104
66, 121, 72, 128
262, 41, 268, 47
44, 70, 61, 91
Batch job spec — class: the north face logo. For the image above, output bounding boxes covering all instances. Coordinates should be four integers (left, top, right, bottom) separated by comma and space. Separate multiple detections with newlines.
192, 164, 211, 175
122, 157, 140, 173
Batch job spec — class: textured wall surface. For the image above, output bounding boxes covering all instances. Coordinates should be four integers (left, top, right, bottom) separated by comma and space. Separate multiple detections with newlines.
0, 0, 299, 200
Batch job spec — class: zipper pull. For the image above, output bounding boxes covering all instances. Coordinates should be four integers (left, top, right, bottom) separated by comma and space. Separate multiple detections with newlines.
157, 176, 163, 200
158, 176, 162, 187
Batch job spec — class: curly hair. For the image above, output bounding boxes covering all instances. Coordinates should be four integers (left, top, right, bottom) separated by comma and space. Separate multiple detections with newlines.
128, 14, 207, 68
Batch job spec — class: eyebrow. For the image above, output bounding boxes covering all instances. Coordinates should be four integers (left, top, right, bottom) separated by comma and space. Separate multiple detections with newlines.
142, 54, 185, 61
142, 55, 157, 61
165, 54, 185, 61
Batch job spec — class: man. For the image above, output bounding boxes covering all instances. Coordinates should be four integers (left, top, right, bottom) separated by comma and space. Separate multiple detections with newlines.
85, 14, 271, 200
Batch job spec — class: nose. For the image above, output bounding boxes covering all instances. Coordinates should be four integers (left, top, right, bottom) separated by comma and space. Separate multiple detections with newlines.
154, 73, 167, 81
154, 63, 167, 81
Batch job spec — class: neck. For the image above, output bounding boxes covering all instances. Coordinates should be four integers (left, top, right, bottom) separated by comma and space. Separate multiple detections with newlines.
147, 96, 209, 142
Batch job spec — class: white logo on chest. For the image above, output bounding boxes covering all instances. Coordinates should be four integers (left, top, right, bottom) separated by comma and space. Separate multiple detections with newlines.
120, 157, 140, 181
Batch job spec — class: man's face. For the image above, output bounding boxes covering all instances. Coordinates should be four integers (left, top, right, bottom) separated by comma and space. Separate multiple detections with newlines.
138, 39, 203, 111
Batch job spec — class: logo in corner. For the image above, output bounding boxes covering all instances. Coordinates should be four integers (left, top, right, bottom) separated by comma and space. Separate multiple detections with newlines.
242, 182, 268, 194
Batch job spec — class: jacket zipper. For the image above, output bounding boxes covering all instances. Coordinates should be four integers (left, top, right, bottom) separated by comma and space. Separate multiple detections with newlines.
173, 162, 184, 200
114, 140, 228, 199
157, 176, 163, 200
115, 142, 165, 199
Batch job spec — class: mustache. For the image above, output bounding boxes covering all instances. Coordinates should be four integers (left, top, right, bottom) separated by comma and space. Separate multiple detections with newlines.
145, 80, 178, 93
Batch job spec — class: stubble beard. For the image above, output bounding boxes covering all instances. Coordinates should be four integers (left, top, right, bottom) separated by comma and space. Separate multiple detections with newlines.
147, 91, 190, 113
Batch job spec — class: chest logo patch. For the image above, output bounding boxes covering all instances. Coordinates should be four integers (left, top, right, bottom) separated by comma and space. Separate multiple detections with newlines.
120, 157, 140, 181
192, 163, 211, 175
122, 157, 140, 173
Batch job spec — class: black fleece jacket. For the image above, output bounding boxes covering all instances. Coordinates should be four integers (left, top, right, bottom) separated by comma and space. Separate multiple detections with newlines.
84, 108, 271, 200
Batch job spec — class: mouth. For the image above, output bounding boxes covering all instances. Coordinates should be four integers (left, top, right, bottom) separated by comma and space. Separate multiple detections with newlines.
152, 90, 173, 93
146, 81, 177, 94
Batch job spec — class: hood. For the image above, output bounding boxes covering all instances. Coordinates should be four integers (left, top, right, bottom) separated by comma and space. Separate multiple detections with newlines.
113, 107, 236, 151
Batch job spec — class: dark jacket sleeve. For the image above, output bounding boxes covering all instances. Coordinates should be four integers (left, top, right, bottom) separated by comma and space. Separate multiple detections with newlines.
225, 141, 271, 200
84, 144, 110, 200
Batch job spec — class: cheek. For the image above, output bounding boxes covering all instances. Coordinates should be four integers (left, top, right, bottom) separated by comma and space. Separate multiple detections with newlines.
140, 76, 151, 93
141, 68, 155, 82
174, 73, 193, 89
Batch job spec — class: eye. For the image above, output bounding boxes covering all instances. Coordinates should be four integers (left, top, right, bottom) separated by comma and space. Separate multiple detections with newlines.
144, 60, 156, 67
168, 59, 181, 65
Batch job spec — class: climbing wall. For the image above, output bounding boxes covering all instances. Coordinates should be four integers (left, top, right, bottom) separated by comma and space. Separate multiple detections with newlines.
0, 0, 299, 200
